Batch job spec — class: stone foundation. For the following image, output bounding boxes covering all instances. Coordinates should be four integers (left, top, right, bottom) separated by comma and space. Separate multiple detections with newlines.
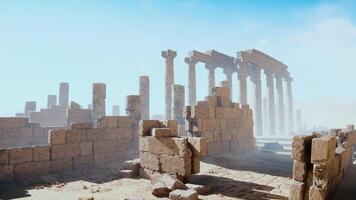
185, 87, 255, 155
290, 128, 355, 200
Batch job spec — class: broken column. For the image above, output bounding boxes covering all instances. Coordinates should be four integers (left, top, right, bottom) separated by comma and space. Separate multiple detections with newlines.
223, 69, 233, 98
112, 105, 120, 116
92, 83, 106, 121
161, 49, 177, 120
47, 95, 57, 109
24, 101, 36, 116
275, 74, 285, 134
126, 95, 141, 121
185, 57, 197, 106
172, 85, 185, 125
59, 82, 69, 108
139, 75, 150, 120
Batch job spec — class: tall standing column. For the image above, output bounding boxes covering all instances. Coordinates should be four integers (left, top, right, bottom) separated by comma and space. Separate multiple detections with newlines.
275, 74, 285, 134
205, 64, 216, 95
251, 67, 263, 136
161, 50, 177, 120
237, 62, 248, 105
172, 85, 185, 125
263, 97, 268, 133
24, 101, 36, 116
92, 83, 106, 121
126, 95, 141, 121
223, 69, 233, 98
185, 57, 197, 106
265, 70, 276, 135
47, 95, 57, 109
59, 82, 69, 108
139, 75, 150, 120
286, 77, 294, 134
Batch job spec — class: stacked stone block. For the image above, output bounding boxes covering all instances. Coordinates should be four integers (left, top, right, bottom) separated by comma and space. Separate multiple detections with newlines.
185, 87, 254, 155
138, 120, 206, 179
290, 129, 355, 200
0, 116, 137, 183
92, 83, 106, 121
67, 107, 92, 126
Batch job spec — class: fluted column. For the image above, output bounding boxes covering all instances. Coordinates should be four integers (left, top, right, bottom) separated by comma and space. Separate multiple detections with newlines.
185, 57, 197, 106
251, 67, 263, 136
161, 49, 177, 120
205, 64, 216, 95
223, 69, 233, 97
275, 74, 285, 134
265, 70, 276, 135
286, 77, 294, 134
237, 62, 248, 105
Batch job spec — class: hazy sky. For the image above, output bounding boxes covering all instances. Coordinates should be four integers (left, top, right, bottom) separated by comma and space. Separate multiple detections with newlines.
0, 0, 356, 129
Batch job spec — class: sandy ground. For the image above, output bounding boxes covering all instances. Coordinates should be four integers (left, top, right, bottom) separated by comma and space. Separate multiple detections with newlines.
0, 151, 295, 200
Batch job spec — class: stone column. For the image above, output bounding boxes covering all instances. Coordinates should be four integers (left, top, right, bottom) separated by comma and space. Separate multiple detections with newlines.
263, 97, 268, 134
185, 57, 197, 106
251, 67, 263, 136
265, 70, 276, 135
126, 95, 141, 121
24, 101, 36, 116
172, 85, 185, 125
161, 50, 177, 120
92, 83, 106, 121
223, 69, 233, 97
47, 95, 57, 109
59, 82, 69, 108
221, 81, 229, 89
275, 74, 285, 134
112, 105, 120, 116
237, 61, 248, 105
139, 76, 150, 120
286, 77, 294, 134
205, 64, 216, 95
296, 110, 302, 132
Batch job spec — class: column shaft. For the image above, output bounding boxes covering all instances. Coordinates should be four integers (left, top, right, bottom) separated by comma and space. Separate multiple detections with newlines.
206, 64, 215, 95
265, 71, 276, 135
172, 85, 185, 125
238, 64, 248, 105
92, 83, 106, 121
286, 78, 294, 134
139, 76, 150, 120
59, 82, 69, 108
186, 58, 196, 106
252, 68, 263, 136
275, 75, 285, 134
161, 50, 176, 120
224, 70, 233, 97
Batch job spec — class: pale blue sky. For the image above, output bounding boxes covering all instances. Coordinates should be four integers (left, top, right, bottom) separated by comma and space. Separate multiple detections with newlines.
1, 0, 356, 128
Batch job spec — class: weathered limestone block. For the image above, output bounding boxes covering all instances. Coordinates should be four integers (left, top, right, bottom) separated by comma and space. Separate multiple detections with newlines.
0, 149, 10, 165
293, 160, 308, 182
139, 167, 161, 180
186, 183, 210, 195
292, 135, 316, 162
139, 151, 160, 171
311, 136, 336, 165
93, 141, 115, 154
65, 129, 87, 144
187, 137, 207, 157
139, 136, 191, 157
49, 129, 66, 145
313, 164, 330, 190
73, 155, 93, 170
191, 156, 200, 174
160, 155, 192, 177
51, 158, 72, 173
0, 165, 14, 182
152, 181, 171, 198
14, 161, 50, 180
0, 117, 28, 128
152, 128, 173, 138
92, 83, 106, 120
169, 189, 199, 200
157, 174, 187, 190
117, 116, 135, 128
212, 87, 230, 98
10, 147, 33, 164
124, 158, 140, 173
71, 122, 92, 129
289, 181, 305, 200
80, 142, 93, 155
107, 116, 118, 128
308, 185, 326, 200
51, 144, 80, 159
33, 146, 50, 161
162, 120, 179, 135
119, 169, 137, 178
139, 120, 161, 136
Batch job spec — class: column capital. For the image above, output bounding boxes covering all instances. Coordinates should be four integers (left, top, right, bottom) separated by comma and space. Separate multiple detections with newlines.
264, 69, 274, 76
223, 68, 233, 76
184, 57, 198, 65
205, 63, 217, 70
161, 49, 177, 59
285, 76, 293, 82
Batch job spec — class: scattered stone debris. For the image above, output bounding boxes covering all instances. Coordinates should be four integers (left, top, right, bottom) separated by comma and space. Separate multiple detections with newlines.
169, 189, 199, 200
185, 183, 210, 195
261, 142, 284, 152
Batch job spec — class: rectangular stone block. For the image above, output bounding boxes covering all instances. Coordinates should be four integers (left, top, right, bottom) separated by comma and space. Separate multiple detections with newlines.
80, 142, 93, 155
292, 135, 316, 162
139, 136, 190, 157
293, 160, 308, 182
313, 164, 330, 190
191, 156, 200, 174
217, 96, 231, 107
117, 116, 134, 128
152, 128, 173, 138
0, 165, 14, 182
94, 141, 115, 154
51, 158, 72, 173
14, 161, 50, 180
65, 129, 87, 143
162, 120, 178, 135
160, 155, 191, 177
48, 129, 66, 145
97, 116, 108, 128
20, 127, 33, 138
212, 87, 230, 98
188, 137, 207, 157
33, 146, 50, 161
0, 117, 28, 128
107, 116, 118, 128
191, 105, 209, 119
311, 136, 336, 165
289, 181, 305, 200
138, 120, 161, 136
139, 151, 160, 171
308, 185, 326, 200
71, 122, 92, 129
0, 149, 10, 165
73, 155, 93, 170
51, 144, 80, 159
10, 147, 33, 164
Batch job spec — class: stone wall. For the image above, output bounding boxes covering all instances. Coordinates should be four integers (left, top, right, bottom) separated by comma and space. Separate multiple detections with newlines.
138, 120, 206, 179
0, 116, 138, 184
290, 128, 356, 200
0, 117, 63, 149
185, 87, 255, 155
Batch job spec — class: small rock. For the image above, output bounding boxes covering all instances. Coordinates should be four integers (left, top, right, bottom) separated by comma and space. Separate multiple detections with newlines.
158, 174, 187, 190
169, 189, 199, 200
119, 169, 137, 178
78, 198, 94, 200
185, 183, 210, 195
123, 159, 140, 173
83, 186, 88, 190
152, 181, 170, 197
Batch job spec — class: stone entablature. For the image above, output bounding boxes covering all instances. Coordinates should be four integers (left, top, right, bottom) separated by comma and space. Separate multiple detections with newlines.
184, 87, 255, 155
